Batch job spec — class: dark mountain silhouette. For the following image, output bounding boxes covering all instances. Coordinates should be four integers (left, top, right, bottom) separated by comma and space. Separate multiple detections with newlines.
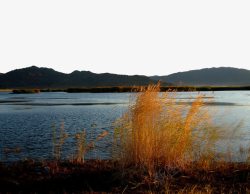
151, 67, 250, 86
2, 66, 250, 88
0, 66, 157, 88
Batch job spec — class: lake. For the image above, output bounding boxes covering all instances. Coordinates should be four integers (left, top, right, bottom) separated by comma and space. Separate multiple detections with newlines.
0, 91, 250, 162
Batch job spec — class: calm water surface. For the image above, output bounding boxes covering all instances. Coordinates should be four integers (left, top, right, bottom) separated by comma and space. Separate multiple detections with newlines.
0, 91, 250, 162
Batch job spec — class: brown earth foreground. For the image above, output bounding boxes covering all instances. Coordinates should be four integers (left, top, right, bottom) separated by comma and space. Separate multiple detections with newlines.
0, 160, 250, 193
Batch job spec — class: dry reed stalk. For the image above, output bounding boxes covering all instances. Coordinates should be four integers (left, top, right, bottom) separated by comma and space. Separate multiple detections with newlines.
75, 129, 109, 164
52, 121, 68, 160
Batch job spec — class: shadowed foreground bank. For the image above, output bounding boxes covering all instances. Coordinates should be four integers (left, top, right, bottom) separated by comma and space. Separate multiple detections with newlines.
0, 160, 249, 193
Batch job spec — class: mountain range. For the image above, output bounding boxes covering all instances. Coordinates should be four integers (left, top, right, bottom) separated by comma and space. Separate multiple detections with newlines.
1, 66, 250, 88
0, 66, 156, 88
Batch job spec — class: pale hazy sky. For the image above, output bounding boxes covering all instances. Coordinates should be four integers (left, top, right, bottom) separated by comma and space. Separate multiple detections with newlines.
0, 0, 250, 75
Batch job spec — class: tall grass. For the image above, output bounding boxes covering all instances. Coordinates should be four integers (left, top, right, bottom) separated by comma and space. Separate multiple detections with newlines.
113, 84, 222, 174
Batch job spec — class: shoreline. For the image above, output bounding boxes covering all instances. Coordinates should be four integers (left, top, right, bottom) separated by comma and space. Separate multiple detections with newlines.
1, 86, 250, 93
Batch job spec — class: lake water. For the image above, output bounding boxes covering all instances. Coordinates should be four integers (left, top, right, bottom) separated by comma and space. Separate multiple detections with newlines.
0, 91, 250, 162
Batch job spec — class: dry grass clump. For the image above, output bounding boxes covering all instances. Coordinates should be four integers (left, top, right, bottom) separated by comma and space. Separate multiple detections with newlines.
113, 84, 222, 174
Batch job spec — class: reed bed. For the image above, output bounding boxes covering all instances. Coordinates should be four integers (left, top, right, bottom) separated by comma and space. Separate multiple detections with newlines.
113, 84, 226, 174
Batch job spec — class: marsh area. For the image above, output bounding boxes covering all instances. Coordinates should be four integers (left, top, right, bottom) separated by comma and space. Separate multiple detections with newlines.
0, 89, 250, 193
0, 91, 250, 162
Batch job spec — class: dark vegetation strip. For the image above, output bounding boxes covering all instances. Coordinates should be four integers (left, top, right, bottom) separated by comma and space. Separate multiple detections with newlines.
10, 86, 250, 94
65, 86, 250, 92
12, 89, 40, 94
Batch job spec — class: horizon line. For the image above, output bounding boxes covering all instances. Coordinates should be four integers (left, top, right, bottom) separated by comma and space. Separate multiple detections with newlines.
1, 65, 249, 77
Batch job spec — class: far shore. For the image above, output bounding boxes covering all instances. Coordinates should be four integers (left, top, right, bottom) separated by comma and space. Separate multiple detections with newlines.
1, 86, 250, 93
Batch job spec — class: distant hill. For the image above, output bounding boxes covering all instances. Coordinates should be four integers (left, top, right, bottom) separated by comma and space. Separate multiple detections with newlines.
0, 66, 158, 88
151, 67, 250, 86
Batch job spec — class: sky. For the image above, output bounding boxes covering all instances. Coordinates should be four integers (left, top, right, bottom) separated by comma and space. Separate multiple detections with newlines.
0, 0, 250, 76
